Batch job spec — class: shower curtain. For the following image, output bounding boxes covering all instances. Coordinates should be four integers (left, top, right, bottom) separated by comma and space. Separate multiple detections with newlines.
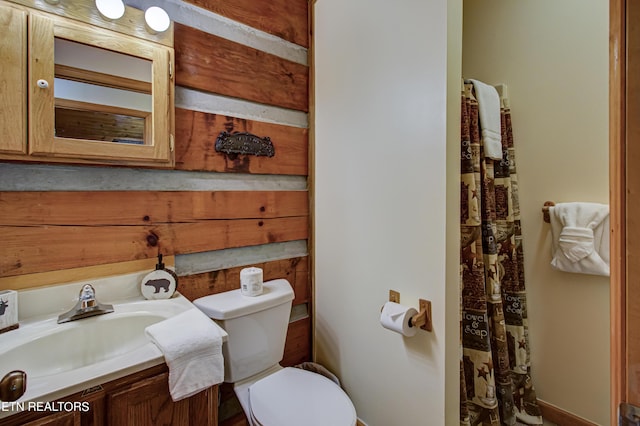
459, 83, 542, 426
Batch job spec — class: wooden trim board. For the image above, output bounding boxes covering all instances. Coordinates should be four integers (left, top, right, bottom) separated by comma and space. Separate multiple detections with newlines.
174, 110, 308, 175
174, 24, 308, 112
0, 191, 308, 225
182, 0, 308, 48
1, 217, 308, 277
0, 256, 174, 291
610, 0, 626, 424
537, 400, 598, 426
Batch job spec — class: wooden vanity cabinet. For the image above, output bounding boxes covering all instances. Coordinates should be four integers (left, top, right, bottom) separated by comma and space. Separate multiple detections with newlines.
2, 365, 218, 426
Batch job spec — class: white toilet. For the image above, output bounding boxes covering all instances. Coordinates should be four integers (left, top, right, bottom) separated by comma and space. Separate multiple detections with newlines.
193, 278, 356, 426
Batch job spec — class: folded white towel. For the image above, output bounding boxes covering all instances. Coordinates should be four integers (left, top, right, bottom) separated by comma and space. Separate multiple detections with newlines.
145, 308, 224, 401
549, 202, 610, 276
469, 79, 503, 160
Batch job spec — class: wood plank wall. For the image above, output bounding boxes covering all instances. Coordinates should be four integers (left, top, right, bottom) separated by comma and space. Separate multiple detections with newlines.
0, 1, 310, 424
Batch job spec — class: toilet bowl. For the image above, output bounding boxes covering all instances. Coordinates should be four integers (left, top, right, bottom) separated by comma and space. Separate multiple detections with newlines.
193, 279, 356, 426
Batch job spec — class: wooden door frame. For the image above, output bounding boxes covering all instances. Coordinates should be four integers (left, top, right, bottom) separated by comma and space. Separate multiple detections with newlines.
611, 0, 627, 424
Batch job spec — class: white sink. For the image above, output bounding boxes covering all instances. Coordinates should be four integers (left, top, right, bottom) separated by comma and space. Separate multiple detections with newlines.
1, 298, 190, 379
2, 313, 162, 378
0, 274, 227, 418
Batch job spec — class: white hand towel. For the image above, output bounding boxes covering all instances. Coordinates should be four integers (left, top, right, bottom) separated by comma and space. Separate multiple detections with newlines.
469, 79, 503, 160
549, 202, 610, 276
145, 308, 224, 401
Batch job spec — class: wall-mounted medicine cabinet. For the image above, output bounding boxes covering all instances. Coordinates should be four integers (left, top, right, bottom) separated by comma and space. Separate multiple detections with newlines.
0, 0, 175, 167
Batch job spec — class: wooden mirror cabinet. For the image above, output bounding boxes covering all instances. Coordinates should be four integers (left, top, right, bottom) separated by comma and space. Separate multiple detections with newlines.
0, 0, 175, 167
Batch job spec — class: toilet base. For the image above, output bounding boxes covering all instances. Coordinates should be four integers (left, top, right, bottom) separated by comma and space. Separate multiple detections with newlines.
232, 364, 283, 425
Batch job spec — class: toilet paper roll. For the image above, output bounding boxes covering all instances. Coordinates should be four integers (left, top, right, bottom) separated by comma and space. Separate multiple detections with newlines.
380, 302, 418, 337
240, 267, 263, 296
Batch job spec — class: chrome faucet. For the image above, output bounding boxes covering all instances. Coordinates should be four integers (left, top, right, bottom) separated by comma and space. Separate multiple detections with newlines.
57, 284, 114, 324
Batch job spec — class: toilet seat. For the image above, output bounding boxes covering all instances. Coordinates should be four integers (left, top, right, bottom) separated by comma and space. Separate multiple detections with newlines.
249, 367, 356, 426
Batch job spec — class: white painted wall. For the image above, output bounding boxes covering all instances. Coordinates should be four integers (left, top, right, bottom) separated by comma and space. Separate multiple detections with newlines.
314, 0, 460, 424
462, 1, 609, 424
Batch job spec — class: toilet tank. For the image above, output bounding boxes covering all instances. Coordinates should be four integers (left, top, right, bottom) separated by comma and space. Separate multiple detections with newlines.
193, 279, 294, 383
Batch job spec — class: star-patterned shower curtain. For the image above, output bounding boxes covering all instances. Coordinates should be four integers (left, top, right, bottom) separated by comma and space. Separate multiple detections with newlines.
459, 83, 542, 426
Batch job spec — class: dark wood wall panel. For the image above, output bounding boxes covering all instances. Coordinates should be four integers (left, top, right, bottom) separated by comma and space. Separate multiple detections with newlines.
175, 24, 309, 112
1, 217, 308, 277
183, 0, 308, 48
283, 317, 312, 367
0, 190, 308, 276
175, 110, 308, 175
0, 191, 308, 225
178, 257, 309, 304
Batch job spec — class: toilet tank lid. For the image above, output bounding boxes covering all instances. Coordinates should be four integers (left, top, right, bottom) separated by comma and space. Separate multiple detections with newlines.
193, 279, 294, 320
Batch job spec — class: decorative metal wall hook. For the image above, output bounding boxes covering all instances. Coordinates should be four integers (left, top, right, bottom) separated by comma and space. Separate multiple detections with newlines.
215, 131, 275, 157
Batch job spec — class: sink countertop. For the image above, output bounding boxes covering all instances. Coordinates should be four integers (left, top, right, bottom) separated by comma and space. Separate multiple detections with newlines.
0, 271, 226, 418
17, 269, 168, 321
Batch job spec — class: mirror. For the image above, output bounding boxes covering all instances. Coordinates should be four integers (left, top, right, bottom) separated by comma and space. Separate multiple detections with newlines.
54, 38, 152, 145
25, 8, 174, 165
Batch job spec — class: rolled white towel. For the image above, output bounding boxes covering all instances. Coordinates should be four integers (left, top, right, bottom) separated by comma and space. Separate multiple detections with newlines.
549, 202, 609, 276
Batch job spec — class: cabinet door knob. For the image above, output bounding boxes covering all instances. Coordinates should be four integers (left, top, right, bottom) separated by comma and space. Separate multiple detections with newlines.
37, 79, 49, 89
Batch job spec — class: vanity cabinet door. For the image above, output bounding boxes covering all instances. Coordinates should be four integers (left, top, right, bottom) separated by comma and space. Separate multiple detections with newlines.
0, 408, 83, 426
107, 372, 188, 426
0, 389, 104, 426
19, 411, 81, 426
106, 371, 217, 426
0, 3, 27, 155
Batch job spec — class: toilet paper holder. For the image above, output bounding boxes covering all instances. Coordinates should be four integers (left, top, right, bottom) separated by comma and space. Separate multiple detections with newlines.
387, 290, 432, 332
410, 299, 432, 332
